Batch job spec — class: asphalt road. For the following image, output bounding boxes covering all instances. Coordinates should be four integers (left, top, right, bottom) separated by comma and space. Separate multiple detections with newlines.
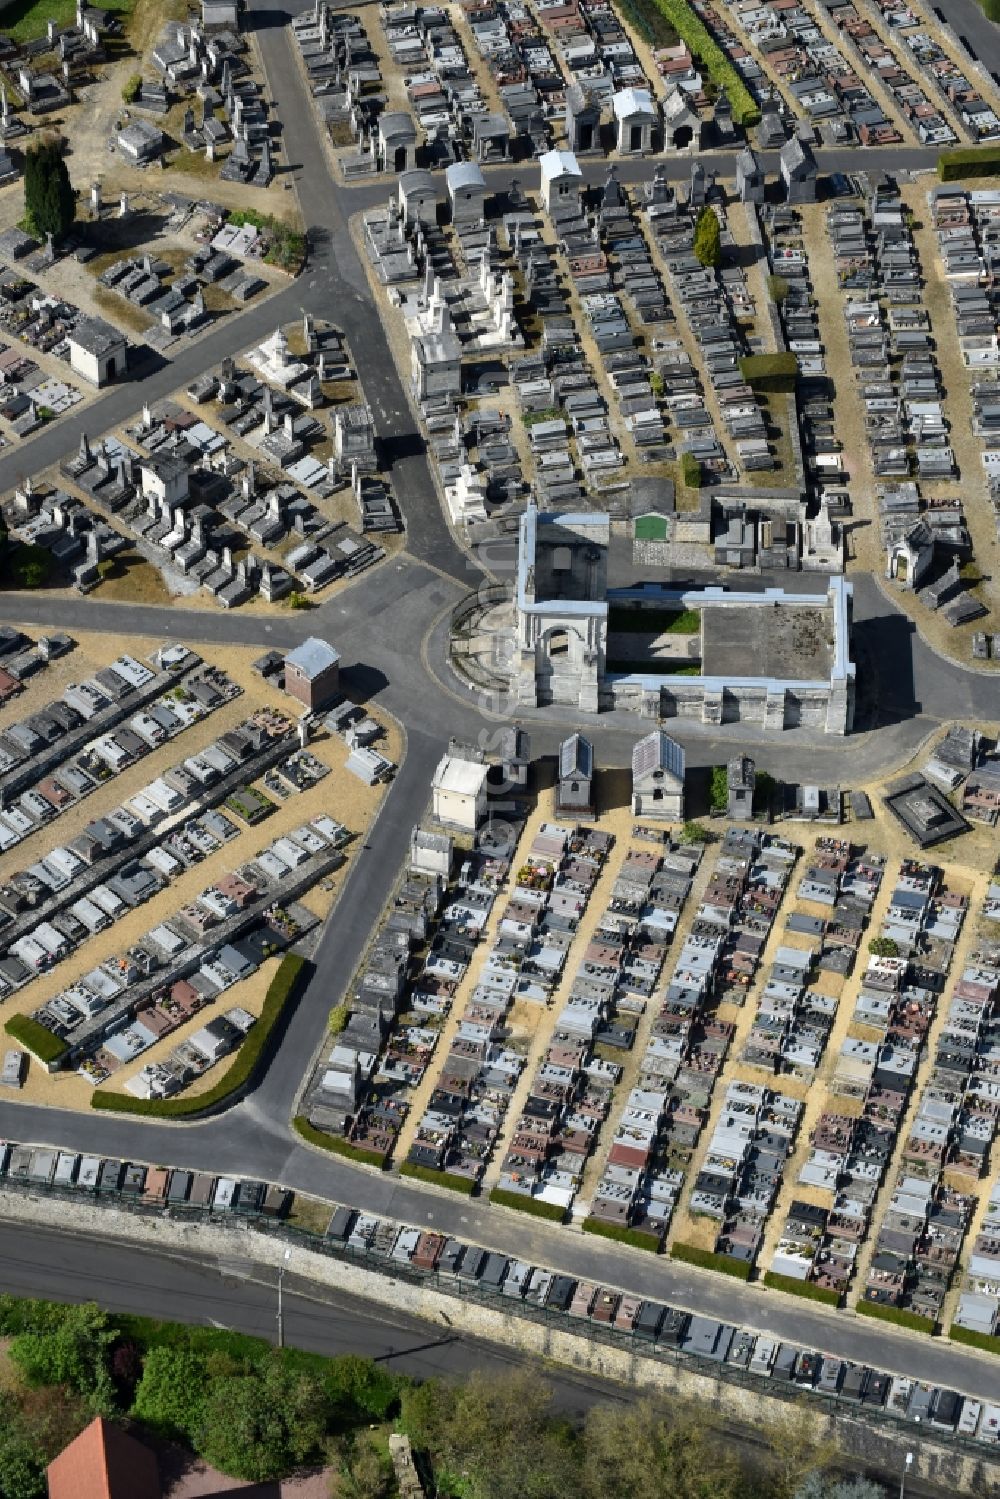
933, 0, 1000, 78
0, 5, 999, 1411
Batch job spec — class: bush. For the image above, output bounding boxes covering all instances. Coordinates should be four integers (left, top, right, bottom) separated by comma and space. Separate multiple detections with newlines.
680, 451, 701, 488
739, 352, 798, 393
670, 1243, 752, 1280
11, 545, 52, 589
328, 1003, 349, 1035
288, 591, 312, 611
938, 144, 1000, 180
582, 1218, 662, 1251
292, 1116, 389, 1169
709, 765, 728, 814
226, 209, 305, 272
132, 1347, 208, 1438
10, 1302, 118, 1410
680, 820, 710, 845
122, 74, 142, 103
4, 1015, 67, 1066
646, 0, 759, 124
91, 954, 308, 1117
763, 1272, 840, 1306
399, 1161, 477, 1194
693, 205, 721, 269
489, 1188, 565, 1222
949, 1323, 1000, 1354
856, 1301, 934, 1333
767, 274, 790, 304
193, 1357, 330, 1482
867, 937, 899, 958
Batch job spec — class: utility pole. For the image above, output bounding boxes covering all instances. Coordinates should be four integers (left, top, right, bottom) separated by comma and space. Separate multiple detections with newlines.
276, 1248, 291, 1349
899, 1450, 914, 1499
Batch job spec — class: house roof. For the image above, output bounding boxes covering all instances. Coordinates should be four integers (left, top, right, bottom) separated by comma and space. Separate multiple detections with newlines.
445, 160, 486, 193
539, 147, 582, 182
433, 753, 489, 797
46, 1416, 161, 1499
70, 316, 126, 357
613, 87, 655, 121
285, 636, 340, 679
632, 730, 685, 784
559, 731, 593, 779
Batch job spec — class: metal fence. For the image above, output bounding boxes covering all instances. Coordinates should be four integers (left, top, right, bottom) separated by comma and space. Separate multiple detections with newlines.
4, 1172, 994, 1464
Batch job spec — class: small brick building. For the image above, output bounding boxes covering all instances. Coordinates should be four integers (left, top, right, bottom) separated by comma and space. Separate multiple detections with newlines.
283, 637, 341, 712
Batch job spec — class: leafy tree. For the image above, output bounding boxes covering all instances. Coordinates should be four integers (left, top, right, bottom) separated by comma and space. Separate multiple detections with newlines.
110, 1341, 142, 1406
0, 1385, 90, 1498
581, 1401, 740, 1499
0, 1429, 45, 1499
22, 139, 76, 243
408, 1370, 579, 1499
131, 1347, 207, 1439
325, 1354, 400, 1422
193, 1357, 330, 1482
710, 764, 729, 813
680, 820, 710, 844
868, 937, 899, 959
762, 1408, 838, 1499
693, 205, 721, 269
9, 1303, 118, 1410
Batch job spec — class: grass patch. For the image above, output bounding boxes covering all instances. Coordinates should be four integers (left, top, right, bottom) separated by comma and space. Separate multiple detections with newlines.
293, 1116, 389, 1169
670, 1243, 752, 1280
857, 1300, 935, 1333
3, 1013, 68, 1066
3, 0, 131, 42
609, 606, 700, 634
605, 660, 701, 675
90, 955, 308, 1117
949, 1324, 1000, 1354
739, 352, 798, 393
582, 1218, 662, 1251
521, 407, 563, 428
226, 786, 276, 825
489, 1188, 565, 1222
763, 1271, 841, 1306
399, 1162, 477, 1194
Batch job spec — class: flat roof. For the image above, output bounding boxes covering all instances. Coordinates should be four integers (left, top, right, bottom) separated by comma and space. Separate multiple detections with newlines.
701, 599, 834, 682
434, 754, 489, 797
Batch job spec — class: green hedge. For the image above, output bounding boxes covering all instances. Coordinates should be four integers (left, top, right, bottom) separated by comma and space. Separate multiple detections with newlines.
857, 1300, 935, 1334
489, 1188, 565, 1222
400, 1161, 477, 1195
91, 954, 308, 1118
4, 1013, 68, 1066
649, 0, 759, 125
583, 1218, 662, 1252
293, 1116, 389, 1169
670, 1243, 752, 1280
979, 0, 1000, 19
939, 144, 1000, 180
764, 1271, 840, 1306
949, 1324, 1000, 1355
739, 352, 798, 393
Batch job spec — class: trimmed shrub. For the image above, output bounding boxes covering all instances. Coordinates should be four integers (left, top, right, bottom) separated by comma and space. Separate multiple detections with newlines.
949, 1323, 1000, 1354
670, 1243, 752, 1280
122, 74, 142, 103
857, 1300, 935, 1333
4, 1014, 67, 1066
399, 1162, 477, 1194
489, 1188, 565, 1222
91, 955, 307, 1117
739, 352, 798, 393
292, 1116, 389, 1169
939, 144, 1000, 180
763, 1271, 841, 1306
582, 1218, 662, 1251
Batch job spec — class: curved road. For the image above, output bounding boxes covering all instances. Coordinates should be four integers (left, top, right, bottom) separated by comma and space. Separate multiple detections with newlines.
0, 3, 999, 1408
